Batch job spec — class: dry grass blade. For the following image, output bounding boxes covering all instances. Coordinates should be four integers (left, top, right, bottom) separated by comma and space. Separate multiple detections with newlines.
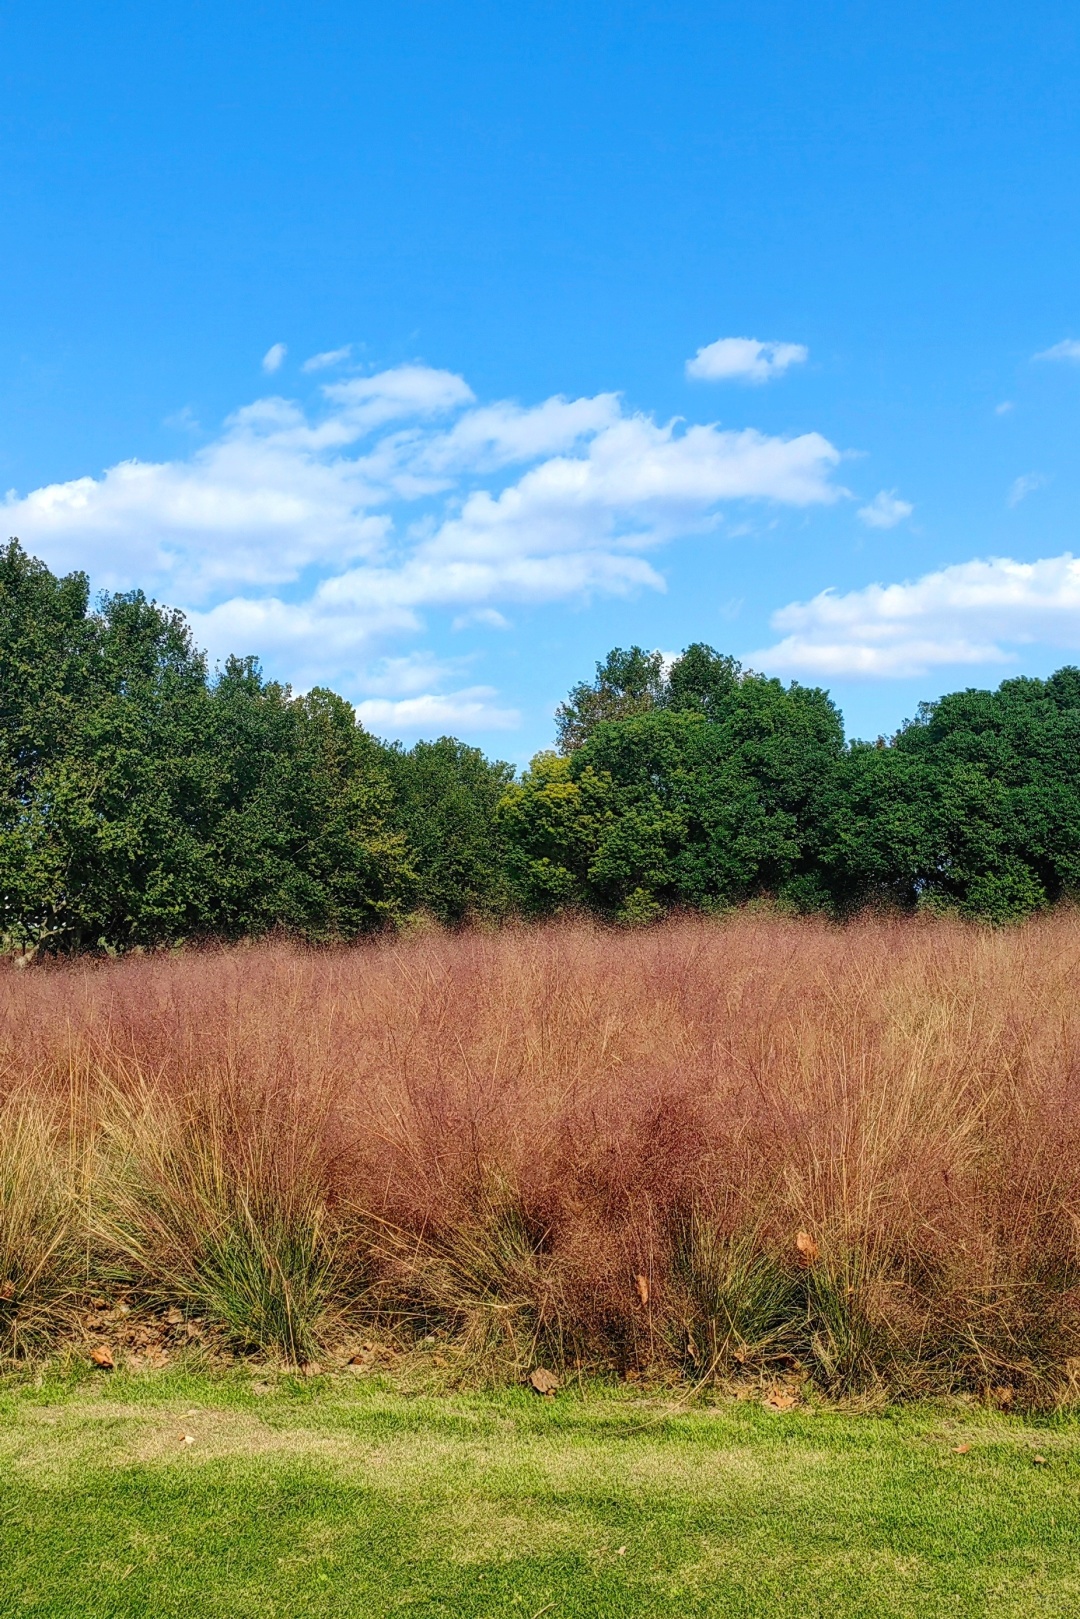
0, 912, 1078, 1398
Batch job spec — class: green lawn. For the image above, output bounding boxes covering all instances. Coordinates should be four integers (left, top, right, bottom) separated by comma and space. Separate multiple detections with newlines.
0, 1370, 1077, 1617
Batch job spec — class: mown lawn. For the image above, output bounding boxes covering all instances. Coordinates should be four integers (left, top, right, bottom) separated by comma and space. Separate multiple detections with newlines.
0, 1370, 1077, 1617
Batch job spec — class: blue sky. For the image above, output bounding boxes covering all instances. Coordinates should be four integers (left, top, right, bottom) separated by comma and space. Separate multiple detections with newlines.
3, 0, 1080, 760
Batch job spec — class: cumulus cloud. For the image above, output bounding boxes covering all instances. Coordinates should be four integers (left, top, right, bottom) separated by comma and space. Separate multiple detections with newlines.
261, 343, 287, 374
4, 358, 845, 733
686, 337, 808, 384
750, 553, 1080, 679
857, 490, 913, 529
1034, 339, 1080, 363
353, 688, 520, 733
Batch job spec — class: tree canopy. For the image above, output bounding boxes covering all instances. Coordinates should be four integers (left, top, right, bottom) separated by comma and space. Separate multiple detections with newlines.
3, 540, 1079, 952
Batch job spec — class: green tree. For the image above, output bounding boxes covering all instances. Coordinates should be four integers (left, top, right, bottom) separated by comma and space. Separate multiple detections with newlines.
508, 647, 844, 919
555, 646, 666, 751
818, 670, 1080, 920
383, 737, 514, 923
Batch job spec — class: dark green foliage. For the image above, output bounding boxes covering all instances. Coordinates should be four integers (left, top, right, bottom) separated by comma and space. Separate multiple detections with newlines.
818, 670, 1080, 920
505, 647, 843, 918
554, 644, 667, 750
383, 737, 514, 923
6, 536, 1080, 945
0, 541, 412, 952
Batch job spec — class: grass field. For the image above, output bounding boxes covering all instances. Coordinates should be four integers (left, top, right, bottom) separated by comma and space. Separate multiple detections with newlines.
7, 913, 1080, 1394
1, 1370, 1078, 1618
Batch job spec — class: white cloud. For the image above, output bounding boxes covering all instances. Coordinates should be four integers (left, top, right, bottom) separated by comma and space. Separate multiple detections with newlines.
686, 337, 808, 384
353, 688, 521, 734
750, 552, 1080, 679
302, 344, 353, 373
1034, 339, 1080, 363
261, 343, 287, 374
361, 651, 470, 697
1007, 472, 1047, 507
4, 359, 846, 733
857, 489, 913, 529
995, 400, 1014, 415
452, 607, 511, 630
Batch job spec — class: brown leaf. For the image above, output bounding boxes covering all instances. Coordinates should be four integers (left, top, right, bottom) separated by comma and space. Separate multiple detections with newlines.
764, 1388, 797, 1411
164, 1307, 184, 1326
634, 1273, 650, 1307
991, 1384, 1014, 1407
0, 1279, 15, 1302
89, 1344, 114, 1369
733, 1344, 748, 1365
953, 1443, 971, 1454
795, 1231, 819, 1267
299, 1361, 323, 1377
529, 1367, 560, 1397
1034, 1454, 1048, 1465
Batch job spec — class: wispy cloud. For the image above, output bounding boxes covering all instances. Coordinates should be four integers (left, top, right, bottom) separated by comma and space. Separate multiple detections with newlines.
1007, 472, 1047, 507
750, 552, 1080, 679
301, 344, 353, 373
261, 342, 288, 374
1033, 339, 1080, 363
857, 490, 913, 529
686, 337, 808, 384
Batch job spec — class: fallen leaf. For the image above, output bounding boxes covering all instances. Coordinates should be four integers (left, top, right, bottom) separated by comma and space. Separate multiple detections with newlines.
529, 1367, 560, 1397
164, 1307, 184, 1326
179, 1433, 195, 1447
251, 1381, 273, 1396
89, 1344, 114, 1369
733, 1344, 748, 1365
0, 1279, 15, 1302
91, 1297, 106, 1310
795, 1231, 819, 1267
634, 1273, 650, 1306
990, 1384, 1014, 1407
299, 1361, 323, 1377
431, 1353, 447, 1368
1034, 1454, 1048, 1465
953, 1443, 971, 1454
615, 1546, 627, 1556
764, 1389, 798, 1411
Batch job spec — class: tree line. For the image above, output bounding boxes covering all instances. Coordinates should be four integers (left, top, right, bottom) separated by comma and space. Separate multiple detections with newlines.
3, 538, 1079, 953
